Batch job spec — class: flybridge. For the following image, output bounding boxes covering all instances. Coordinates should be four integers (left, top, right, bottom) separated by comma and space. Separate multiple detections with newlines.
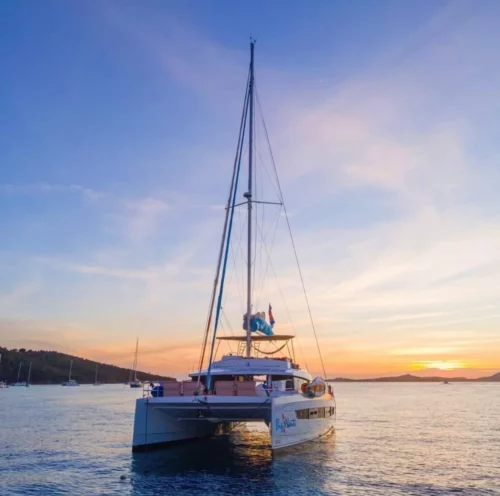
189, 355, 308, 379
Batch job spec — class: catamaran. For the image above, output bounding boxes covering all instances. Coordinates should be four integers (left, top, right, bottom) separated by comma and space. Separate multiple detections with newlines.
129, 338, 142, 388
132, 41, 335, 453
62, 359, 79, 386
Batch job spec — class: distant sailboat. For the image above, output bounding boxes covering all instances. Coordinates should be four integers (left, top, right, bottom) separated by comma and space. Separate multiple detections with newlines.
62, 359, 79, 386
0, 354, 8, 388
93, 363, 102, 386
129, 338, 142, 388
11, 361, 27, 387
26, 361, 32, 387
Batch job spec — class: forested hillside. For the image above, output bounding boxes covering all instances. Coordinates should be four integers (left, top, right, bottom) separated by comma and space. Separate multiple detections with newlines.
0, 347, 172, 384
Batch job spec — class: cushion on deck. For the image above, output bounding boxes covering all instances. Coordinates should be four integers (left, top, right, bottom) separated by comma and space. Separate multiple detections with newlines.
162, 381, 181, 396
236, 381, 257, 396
182, 381, 202, 396
215, 381, 235, 396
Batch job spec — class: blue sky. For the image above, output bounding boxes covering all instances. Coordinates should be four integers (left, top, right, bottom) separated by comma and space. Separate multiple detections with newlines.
1, 1, 500, 377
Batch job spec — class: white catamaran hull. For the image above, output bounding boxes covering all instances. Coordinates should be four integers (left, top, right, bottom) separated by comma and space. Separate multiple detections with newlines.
271, 394, 334, 449
132, 397, 219, 451
132, 393, 334, 452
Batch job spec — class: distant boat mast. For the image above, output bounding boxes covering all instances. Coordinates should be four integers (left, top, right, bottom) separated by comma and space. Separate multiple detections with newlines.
27, 361, 32, 386
132, 338, 139, 381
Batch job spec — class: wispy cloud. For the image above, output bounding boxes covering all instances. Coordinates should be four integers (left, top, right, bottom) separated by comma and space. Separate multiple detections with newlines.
59, 262, 159, 281
0, 280, 42, 312
0, 183, 106, 201
2, 1, 500, 378
124, 197, 170, 242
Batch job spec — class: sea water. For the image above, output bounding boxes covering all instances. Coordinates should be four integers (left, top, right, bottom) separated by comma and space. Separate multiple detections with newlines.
0, 383, 499, 495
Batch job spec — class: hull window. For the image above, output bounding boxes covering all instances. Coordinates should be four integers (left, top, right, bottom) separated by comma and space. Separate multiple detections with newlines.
296, 409, 309, 420
308, 409, 318, 419
295, 406, 334, 420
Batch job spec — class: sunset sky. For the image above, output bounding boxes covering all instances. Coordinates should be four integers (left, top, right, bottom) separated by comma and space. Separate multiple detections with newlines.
1, 1, 499, 379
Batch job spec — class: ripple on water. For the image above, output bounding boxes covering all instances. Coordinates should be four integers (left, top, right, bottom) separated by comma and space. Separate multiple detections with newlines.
1, 384, 499, 495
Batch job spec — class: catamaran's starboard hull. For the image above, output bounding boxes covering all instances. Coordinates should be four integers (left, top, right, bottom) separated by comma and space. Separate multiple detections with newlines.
132, 393, 334, 452
271, 393, 335, 450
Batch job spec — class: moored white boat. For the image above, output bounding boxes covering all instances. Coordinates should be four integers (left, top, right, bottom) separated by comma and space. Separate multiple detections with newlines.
132, 41, 335, 453
62, 360, 79, 386
93, 363, 102, 386
128, 339, 142, 388
62, 379, 80, 387
10, 361, 28, 387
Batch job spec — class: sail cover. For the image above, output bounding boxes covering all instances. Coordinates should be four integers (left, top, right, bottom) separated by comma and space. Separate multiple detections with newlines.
242, 311, 274, 336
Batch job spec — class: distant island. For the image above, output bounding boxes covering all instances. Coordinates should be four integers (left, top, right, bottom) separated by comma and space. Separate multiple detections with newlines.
0, 346, 173, 385
2, 346, 498, 384
328, 373, 500, 382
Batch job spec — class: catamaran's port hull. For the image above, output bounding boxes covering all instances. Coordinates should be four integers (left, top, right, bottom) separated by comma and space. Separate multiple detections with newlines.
132, 393, 334, 453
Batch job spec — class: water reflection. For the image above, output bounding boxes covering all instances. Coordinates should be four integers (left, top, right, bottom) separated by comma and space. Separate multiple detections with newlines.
131, 429, 272, 476
5, 384, 496, 495
130, 427, 337, 496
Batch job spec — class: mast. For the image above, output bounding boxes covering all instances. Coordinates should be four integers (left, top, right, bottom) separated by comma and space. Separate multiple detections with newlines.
17, 362, 22, 383
95, 363, 98, 383
69, 360, 73, 382
27, 362, 32, 385
245, 40, 255, 359
133, 338, 139, 381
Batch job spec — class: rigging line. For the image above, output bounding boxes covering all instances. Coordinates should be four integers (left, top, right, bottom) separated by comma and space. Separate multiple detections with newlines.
254, 206, 281, 310
224, 215, 246, 312
222, 215, 245, 304
225, 204, 245, 311
206, 72, 250, 391
257, 97, 326, 380
214, 339, 221, 363
252, 202, 260, 306
218, 316, 235, 354
197, 73, 250, 377
196, 76, 249, 380
254, 85, 282, 199
221, 307, 234, 334
255, 148, 281, 200
250, 161, 309, 371
253, 214, 304, 358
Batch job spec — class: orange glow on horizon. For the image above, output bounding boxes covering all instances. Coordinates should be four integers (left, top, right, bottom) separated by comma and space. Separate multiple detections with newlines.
66, 340, 500, 380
